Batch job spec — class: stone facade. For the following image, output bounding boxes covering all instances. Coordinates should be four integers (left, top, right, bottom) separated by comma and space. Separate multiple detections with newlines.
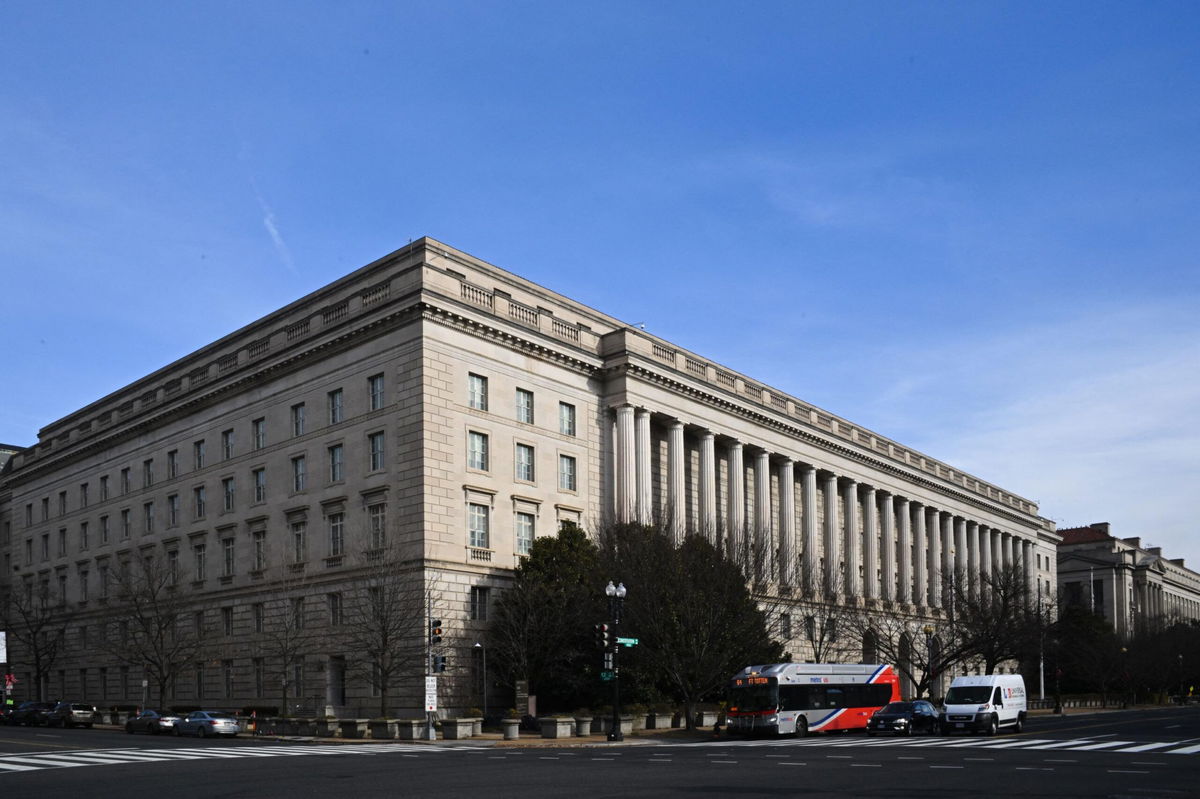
1057, 522, 1200, 639
0, 238, 1058, 713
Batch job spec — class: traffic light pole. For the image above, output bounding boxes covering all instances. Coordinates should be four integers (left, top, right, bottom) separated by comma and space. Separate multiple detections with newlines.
606, 582, 626, 742
426, 595, 437, 741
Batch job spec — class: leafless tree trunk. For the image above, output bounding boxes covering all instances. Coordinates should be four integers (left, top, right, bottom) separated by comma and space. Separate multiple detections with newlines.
1, 579, 72, 701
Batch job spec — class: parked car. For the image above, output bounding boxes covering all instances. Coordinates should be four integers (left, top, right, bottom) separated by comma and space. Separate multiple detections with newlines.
45, 701, 97, 728
6, 701, 56, 726
126, 709, 183, 735
174, 710, 240, 737
866, 700, 940, 735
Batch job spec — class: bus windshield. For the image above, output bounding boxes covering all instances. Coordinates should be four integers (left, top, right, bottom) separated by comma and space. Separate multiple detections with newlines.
729, 683, 778, 713
944, 686, 992, 704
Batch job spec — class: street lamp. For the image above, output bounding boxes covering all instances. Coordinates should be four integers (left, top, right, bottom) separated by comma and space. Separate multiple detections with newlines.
923, 625, 935, 700
474, 642, 487, 721
605, 580, 627, 742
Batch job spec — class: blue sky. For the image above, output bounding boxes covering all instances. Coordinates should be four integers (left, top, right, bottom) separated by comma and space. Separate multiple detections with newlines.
2, 2, 1197, 560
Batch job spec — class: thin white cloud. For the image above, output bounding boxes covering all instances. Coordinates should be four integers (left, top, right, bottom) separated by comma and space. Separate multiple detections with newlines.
251, 180, 296, 275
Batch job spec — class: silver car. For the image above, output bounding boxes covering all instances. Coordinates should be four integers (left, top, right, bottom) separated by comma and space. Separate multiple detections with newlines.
126, 709, 182, 734
174, 710, 240, 737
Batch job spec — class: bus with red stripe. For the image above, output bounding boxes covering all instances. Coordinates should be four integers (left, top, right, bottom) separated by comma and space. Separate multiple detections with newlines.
726, 663, 901, 736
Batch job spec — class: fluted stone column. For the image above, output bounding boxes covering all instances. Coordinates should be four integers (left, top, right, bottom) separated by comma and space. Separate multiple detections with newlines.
928, 509, 942, 608
699, 430, 717, 540
614, 405, 635, 523
634, 409, 652, 524
863, 487, 879, 601
778, 459, 795, 586
912, 503, 927, 608
990, 528, 1003, 575
667, 419, 685, 542
1023, 540, 1036, 600
801, 465, 818, 592
823, 473, 840, 596
897, 498, 912, 604
880, 492, 896, 602
754, 450, 772, 581
843, 479, 860, 598
727, 441, 745, 557
967, 521, 981, 600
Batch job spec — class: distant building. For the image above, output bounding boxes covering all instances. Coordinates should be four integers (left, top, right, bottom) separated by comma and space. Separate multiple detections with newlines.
1057, 522, 1200, 638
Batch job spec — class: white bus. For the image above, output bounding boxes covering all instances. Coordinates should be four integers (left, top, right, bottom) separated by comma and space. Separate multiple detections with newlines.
726, 663, 901, 736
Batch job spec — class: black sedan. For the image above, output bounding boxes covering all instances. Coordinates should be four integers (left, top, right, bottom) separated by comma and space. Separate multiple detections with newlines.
125, 709, 183, 735
866, 700, 940, 735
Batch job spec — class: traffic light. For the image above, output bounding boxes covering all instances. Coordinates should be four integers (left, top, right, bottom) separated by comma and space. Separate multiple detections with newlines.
433, 655, 447, 673
429, 619, 443, 645
594, 622, 610, 650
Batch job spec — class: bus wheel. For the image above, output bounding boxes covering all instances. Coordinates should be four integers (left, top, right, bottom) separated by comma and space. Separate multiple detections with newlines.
795, 718, 808, 738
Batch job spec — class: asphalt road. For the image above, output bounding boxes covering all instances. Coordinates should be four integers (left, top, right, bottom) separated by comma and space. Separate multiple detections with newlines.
1, 706, 1197, 798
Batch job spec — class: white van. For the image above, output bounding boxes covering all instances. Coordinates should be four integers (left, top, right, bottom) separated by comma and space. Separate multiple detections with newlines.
939, 674, 1027, 735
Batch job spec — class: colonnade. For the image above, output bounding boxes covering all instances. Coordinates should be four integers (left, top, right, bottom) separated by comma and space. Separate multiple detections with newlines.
612, 405, 1040, 608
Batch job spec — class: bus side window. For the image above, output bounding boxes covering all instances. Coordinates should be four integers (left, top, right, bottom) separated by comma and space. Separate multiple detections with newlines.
826, 687, 846, 708
808, 687, 826, 709
868, 684, 892, 705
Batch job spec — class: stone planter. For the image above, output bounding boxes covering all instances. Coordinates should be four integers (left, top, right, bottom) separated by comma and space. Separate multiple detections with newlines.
631, 713, 647, 731
694, 710, 719, 727
590, 716, 609, 735
539, 717, 574, 738
315, 718, 338, 737
671, 711, 683, 729
471, 718, 483, 737
369, 719, 397, 739
501, 719, 521, 740
396, 719, 428, 740
646, 712, 669, 730
573, 716, 592, 737
441, 717, 475, 740
616, 715, 634, 736
338, 718, 368, 739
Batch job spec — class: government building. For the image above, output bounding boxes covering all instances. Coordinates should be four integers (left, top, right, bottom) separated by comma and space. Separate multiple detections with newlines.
0, 238, 1059, 713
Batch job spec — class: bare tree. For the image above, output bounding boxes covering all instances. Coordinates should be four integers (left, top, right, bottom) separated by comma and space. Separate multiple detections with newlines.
98, 551, 204, 707
946, 563, 1049, 675
251, 564, 325, 715
1, 578, 72, 700
335, 541, 432, 718
841, 607, 961, 699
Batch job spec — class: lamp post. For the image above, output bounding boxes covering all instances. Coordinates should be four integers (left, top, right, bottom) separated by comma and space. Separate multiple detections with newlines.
923, 625, 935, 700
606, 580, 627, 742
1179, 654, 1184, 704
474, 642, 487, 721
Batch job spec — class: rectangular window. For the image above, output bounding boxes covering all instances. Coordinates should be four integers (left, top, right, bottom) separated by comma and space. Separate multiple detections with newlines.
79, 521, 89, 551
291, 403, 306, 437
467, 431, 489, 471
167, 450, 179, 479
368, 373, 385, 411
222, 607, 234, 636
328, 592, 343, 626
223, 660, 234, 698
40, 533, 49, 560
193, 485, 207, 518
516, 511, 534, 555
120, 468, 131, 495
41, 496, 49, 521
99, 476, 110, 501
368, 503, 386, 549
167, 550, 179, 586
327, 512, 344, 557
79, 483, 89, 508
24, 503, 32, 526
222, 538, 235, 577
253, 603, 265, 634
99, 515, 109, 545
558, 454, 577, 491
328, 444, 344, 482
221, 429, 234, 460
252, 530, 266, 571
253, 468, 266, 503
470, 586, 490, 621
193, 543, 207, 582
79, 569, 89, 602
253, 658, 265, 697
328, 389, 343, 424
468, 373, 488, 410
467, 503, 489, 549
193, 440, 206, 470
293, 597, 306, 629
143, 502, 155, 534
222, 477, 235, 512
515, 443, 535, 482
99, 565, 109, 598
143, 459, 154, 488
58, 490, 67, 515
57, 528, 66, 557
559, 402, 576, 436
292, 455, 306, 492
120, 509, 131, 540
252, 418, 267, 450
291, 521, 307, 563
516, 388, 534, 424
368, 431, 385, 471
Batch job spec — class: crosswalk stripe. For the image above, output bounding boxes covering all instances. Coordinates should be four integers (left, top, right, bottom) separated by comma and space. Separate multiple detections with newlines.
1021, 740, 1095, 749
1114, 742, 1176, 753
1071, 741, 1135, 751
1164, 743, 1200, 754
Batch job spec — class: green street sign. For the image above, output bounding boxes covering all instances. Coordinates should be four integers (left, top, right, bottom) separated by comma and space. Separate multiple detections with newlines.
600, 670, 614, 681
616, 637, 639, 647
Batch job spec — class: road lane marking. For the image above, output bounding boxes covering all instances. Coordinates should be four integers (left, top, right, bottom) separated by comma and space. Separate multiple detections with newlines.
850, 763, 881, 767
710, 760, 737, 764
777, 762, 806, 766
929, 765, 963, 769
1107, 769, 1149, 774
1116, 743, 1175, 752
1165, 743, 1200, 754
